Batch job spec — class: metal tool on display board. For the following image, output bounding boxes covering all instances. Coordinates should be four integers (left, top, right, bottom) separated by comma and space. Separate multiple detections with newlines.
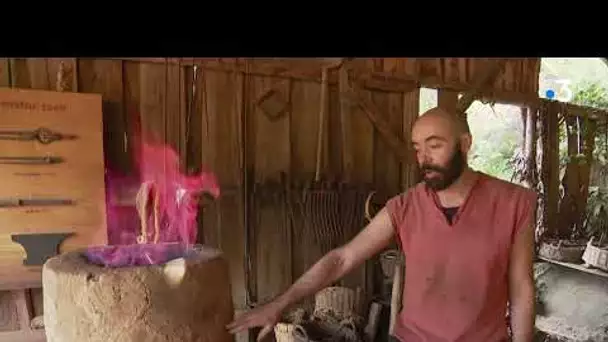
0, 197, 74, 208
0, 155, 64, 165
0, 127, 77, 144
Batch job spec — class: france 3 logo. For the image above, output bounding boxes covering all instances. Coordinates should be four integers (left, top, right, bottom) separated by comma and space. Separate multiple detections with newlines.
540, 74, 573, 103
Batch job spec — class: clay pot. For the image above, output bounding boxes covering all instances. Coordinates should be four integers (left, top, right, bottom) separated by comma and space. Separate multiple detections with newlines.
582, 237, 608, 271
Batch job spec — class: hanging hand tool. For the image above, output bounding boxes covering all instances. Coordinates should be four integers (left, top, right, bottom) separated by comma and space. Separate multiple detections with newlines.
0, 156, 64, 164
0, 197, 74, 208
0, 127, 77, 144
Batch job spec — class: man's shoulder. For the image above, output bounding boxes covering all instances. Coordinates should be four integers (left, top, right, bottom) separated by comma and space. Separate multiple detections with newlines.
387, 182, 427, 202
477, 172, 537, 200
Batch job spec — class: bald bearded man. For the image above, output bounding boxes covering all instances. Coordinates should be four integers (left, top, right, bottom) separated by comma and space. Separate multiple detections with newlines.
227, 107, 537, 342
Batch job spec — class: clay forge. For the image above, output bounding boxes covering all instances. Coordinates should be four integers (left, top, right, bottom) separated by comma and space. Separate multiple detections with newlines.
42, 141, 234, 342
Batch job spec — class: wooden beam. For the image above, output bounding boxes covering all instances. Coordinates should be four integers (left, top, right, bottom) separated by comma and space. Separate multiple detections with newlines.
339, 64, 355, 180
522, 105, 538, 189
113, 58, 458, 94
114, 58, 415, 93
346, 88, 410, 164
538, 256, 608, 279
456, 59, 506, 114
254, 58, 348, 114
476, 91, 608, 121
0, 330, 45, 342
196, 60, 608, 119
0, 58, 10, 87
540, 102, 560, 238
437, 89, 459, 111
0, 266, 42, 291
14, 290, 34, 332
111, 58, 608, 120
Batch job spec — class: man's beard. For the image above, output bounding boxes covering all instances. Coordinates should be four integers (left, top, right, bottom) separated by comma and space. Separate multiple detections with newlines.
419, 146, 466, 191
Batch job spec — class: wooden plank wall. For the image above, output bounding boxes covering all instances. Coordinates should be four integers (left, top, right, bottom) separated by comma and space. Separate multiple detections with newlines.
193, 58, 540, 97
355, 58, 540, 95
0, 58, 540, 341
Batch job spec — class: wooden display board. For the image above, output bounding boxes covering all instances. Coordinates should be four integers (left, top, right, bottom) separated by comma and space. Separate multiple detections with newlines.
0, 87, 107, 289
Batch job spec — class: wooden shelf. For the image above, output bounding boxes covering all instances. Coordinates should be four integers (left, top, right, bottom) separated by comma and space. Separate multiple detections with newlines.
0, 329, 45, 342
0, 265, 42, 291
537, 257, 608, 279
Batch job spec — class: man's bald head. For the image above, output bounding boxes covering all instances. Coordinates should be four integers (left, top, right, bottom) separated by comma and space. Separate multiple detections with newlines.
411, 107, 472, 191
415, 107, 471, 137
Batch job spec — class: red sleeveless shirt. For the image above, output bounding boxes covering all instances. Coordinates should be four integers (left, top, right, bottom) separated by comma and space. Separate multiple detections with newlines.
386, 172, 537, 342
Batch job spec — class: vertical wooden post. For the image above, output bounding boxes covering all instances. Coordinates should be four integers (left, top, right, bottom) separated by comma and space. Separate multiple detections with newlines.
523, 106, 538, 189
578, 117, 598, 231
402, 89, 420, 189
13, 290, 34, 331
0, 59, 10, 87
437, 89, 459, 111
339, 65, 354, 181
539, 102, 560, 238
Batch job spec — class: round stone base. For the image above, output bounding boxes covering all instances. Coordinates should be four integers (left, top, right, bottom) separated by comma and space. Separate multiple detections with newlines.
42, 245, 234, 342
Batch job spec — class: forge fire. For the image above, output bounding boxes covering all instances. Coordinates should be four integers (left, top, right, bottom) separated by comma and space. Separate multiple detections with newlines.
42, 130, 235, 342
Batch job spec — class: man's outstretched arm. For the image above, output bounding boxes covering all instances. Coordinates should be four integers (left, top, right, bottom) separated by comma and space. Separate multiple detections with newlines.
508, 217, 536, 342
227, 207, 396, 341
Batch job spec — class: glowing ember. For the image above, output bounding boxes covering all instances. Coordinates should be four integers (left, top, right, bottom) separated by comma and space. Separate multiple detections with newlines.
86, 116, 219, 267
84, 243, 195, 267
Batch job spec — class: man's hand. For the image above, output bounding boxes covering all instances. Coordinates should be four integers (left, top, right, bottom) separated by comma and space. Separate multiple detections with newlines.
226, 207, 396, 341
226, 300, 285, 341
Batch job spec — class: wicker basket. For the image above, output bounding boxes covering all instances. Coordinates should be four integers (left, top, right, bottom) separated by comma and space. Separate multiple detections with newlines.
582, 237, 608, 272
310, 317, 361, 342
314, 286, 362, 321
275, 320, 361, 342
275, 323, 299, 342
538, 239, 586, 263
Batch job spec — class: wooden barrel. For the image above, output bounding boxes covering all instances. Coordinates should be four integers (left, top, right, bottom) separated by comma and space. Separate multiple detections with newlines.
42, 244, 234, 342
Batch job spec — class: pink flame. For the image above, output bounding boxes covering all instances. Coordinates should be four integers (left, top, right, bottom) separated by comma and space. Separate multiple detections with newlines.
86, 110, 220, 267
134, 141, 220, 245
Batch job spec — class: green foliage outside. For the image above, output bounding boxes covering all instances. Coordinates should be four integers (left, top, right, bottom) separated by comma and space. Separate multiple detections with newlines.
465, 58, 608, 241
467, 78, 608, 241
468, 81, 608, 182
467, 102, 523, 182
571, 81, 608, 162
570, 82, 608, 243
